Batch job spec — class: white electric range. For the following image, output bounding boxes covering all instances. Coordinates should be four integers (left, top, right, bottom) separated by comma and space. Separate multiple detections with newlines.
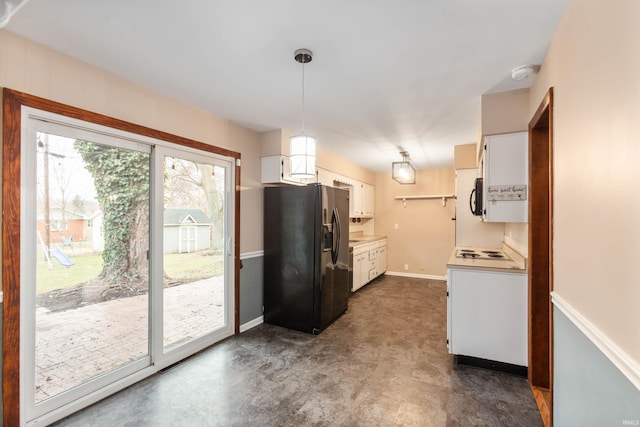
446, 245, 528, 373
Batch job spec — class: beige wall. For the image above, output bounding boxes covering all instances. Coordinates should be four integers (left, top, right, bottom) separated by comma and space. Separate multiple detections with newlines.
453, 144, 477, 169
481, 88, 530, 136
374, 167, 455, 278
316, 147, 375, 185
530, 0, 640, 363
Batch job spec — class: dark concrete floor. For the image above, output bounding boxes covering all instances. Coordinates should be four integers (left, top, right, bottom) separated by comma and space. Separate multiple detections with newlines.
53, 276, 542, 426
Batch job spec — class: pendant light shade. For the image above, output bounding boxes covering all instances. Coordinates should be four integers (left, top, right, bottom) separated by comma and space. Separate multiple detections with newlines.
290, 48, 316, 178
290, 134, 316, 178
392, 151, 416, 184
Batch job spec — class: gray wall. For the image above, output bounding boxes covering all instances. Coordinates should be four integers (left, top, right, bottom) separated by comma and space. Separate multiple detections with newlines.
1, 300, 3, 425
239, 255, 263, 325
554, 307, 640, 426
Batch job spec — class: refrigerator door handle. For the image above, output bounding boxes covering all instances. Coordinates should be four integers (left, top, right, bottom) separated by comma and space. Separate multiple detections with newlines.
332, 207, 341, 265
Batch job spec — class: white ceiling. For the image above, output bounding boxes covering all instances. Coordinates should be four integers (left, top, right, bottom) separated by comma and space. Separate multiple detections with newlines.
4, 0, 567, 172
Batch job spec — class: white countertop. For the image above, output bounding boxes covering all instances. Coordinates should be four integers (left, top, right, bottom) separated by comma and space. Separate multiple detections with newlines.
447, 245, 527, 272
348, 234, 387, 249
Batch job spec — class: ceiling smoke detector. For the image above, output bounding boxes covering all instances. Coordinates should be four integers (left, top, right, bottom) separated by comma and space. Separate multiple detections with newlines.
511, 65, 538, 81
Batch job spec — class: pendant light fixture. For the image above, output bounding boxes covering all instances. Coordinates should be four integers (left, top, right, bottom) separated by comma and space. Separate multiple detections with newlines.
290, 48, 316, 178
392, 151, 416, 184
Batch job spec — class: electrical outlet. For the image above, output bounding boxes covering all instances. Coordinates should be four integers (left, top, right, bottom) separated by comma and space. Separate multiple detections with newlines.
394, 223, 399, 230
404, 264, 409, 271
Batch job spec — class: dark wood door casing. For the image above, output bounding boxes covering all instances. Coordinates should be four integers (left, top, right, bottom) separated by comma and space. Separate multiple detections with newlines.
528, 87, 554, 427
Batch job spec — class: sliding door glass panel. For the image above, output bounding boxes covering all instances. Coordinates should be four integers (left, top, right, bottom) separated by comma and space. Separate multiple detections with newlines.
21, 108, 234, 424
31, 130, 150, 406
162, 155, 227, 350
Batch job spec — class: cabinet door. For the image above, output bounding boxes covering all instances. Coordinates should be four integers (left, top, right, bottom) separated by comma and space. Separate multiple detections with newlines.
351, 253, 360, 291
260, 155, 303, 185
483, 132, 528, 222
362, 183, 374, 217
376, 246, 387, 275
358, 254, 369, 288
351, 184, 363, 217
347, 182, 375, 218
352, 252, 367, 291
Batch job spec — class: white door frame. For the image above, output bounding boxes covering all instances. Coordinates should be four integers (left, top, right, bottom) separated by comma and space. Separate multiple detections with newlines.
19, 107, 236, 426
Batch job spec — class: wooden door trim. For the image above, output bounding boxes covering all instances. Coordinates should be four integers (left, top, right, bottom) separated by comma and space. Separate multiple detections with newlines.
528, 87, 554, 427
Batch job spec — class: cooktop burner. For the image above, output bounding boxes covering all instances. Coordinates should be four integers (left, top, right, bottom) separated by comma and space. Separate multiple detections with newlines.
459, 252, 478, 258
456, 248, 511, 261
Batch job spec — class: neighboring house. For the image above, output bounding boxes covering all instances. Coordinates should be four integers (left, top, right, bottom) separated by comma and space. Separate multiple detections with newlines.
89, 210, 104, 251
163, 208, 212, 254
36, 207, 99, 248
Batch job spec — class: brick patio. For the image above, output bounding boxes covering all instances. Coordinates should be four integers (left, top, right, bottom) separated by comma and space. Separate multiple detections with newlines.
35, 276, 225, 402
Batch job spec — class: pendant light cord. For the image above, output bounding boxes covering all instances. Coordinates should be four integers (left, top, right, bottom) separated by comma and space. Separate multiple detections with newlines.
301, 59, 306, 135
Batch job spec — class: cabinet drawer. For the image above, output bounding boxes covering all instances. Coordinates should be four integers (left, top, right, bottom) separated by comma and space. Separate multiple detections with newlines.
368, 269, 377, 280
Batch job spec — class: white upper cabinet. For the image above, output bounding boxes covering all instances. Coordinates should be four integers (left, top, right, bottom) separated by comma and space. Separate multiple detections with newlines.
349, 183, 374, 218
482, 132, 528, 223
362, 183, 374, 217
261, 155, 316, 186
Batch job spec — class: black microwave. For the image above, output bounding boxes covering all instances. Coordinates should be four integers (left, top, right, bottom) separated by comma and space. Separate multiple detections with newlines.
469, 177, 483, 216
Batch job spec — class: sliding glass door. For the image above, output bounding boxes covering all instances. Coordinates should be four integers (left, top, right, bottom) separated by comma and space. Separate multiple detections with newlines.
20, 108, 235, 424
22, 120, 153, 421
153, 148, 234, 367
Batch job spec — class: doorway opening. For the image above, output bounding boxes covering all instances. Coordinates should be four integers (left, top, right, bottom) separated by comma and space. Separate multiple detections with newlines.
528, 87, 554, 427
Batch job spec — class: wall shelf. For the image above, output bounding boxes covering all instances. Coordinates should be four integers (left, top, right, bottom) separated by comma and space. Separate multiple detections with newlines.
394, 194, 456, 207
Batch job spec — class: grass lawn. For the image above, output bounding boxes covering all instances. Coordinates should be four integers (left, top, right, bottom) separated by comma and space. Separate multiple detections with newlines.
164, 251, 223, 281
36, 254, 104, 294
36, 251, 223, 294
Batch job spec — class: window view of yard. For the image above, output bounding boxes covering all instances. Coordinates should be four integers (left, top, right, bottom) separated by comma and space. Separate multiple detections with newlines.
33, 132, 227, 405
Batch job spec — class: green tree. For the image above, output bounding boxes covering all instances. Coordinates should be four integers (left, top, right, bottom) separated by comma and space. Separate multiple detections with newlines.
75, 141, 149, 295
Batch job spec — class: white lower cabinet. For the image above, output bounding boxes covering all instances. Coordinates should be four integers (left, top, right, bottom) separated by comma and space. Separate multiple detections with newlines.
351, 240, 387, 292
447, 267, 527, 366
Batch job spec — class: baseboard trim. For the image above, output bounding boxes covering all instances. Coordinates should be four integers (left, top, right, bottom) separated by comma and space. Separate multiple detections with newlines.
240, 315, 264, 332
454, 355, 528, 377
531, 385, 551, 427
552, 291, 640, 392
385, 271, 446, 281
240, 250, 264, 260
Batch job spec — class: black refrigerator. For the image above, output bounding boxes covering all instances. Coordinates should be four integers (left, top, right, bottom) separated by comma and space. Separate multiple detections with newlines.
263, 184, 350, 334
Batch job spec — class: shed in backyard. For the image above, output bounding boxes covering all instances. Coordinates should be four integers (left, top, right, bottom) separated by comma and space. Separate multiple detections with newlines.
163, 209, 212, 254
